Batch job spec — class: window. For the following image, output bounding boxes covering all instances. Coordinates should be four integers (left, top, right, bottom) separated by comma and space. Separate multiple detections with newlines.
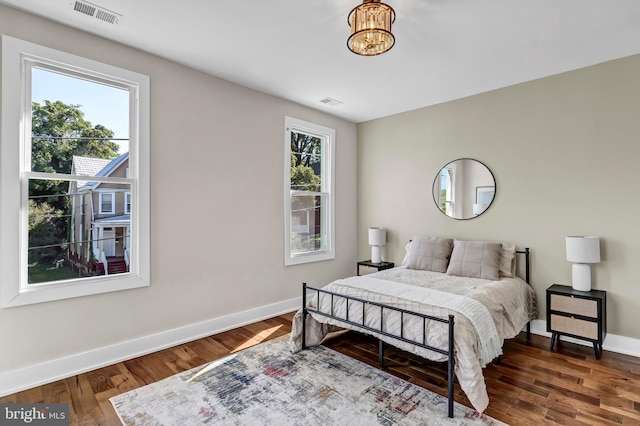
284, 117, 335, 265
99, 192, 115, 214
1, 36, 150, 307
438, 166, 455, 216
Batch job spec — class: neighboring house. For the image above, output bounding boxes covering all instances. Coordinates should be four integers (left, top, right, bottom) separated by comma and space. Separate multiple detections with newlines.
290, 159, 322, 250
68, 153, 131, 276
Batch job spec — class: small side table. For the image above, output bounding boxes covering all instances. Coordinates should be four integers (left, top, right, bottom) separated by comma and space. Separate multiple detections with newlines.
357, 260, 394, 276
546, 284, 607, 359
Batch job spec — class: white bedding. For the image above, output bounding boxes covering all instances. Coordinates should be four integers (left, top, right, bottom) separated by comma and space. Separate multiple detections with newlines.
289, 266, 538, 414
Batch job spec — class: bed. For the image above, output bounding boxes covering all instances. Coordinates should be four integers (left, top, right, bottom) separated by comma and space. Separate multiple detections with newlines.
289, 237, 538, 418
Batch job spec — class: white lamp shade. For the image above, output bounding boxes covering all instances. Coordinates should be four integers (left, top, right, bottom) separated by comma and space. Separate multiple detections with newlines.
368, 227, 386, 246
566, 236, 601, 264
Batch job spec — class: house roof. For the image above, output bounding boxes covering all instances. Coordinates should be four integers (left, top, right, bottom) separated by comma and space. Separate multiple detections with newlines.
95, 152, 129, 179
72, 156, 112, 178
71, 152, 129, 191
93, 214, 131, 227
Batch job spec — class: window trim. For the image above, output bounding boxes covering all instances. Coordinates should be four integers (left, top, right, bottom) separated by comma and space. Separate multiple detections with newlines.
1, 35, 150, 307
284, 116, 335, 266
125, 191, 132, 215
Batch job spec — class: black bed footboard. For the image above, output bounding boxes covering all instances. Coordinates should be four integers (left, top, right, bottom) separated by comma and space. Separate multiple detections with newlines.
301, 283, 456, 418
300, 247, 531, 419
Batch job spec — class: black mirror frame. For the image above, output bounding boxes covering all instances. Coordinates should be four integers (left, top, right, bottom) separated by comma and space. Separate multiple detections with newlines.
432, 158, 496, 220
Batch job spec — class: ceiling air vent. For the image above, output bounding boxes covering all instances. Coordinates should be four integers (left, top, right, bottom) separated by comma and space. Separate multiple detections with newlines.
69, 0, 122, 25
319, 97, 343, 107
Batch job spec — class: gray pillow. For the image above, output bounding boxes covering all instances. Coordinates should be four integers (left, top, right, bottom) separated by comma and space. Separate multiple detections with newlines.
446, 240, 502, 280
499, 243, 516, 278
405, 237, 454, 273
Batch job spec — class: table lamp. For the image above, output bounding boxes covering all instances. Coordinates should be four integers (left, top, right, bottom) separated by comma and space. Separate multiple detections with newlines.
368, 227, 386, 264
565, 236, 600, 291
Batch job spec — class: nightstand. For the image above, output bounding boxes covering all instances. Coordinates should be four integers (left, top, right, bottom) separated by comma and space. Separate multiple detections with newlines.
546, 284, 606, 359
357, 260, 394, 276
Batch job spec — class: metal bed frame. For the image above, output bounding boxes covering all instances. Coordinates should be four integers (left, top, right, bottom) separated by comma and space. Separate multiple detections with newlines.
301, 248, 531, 418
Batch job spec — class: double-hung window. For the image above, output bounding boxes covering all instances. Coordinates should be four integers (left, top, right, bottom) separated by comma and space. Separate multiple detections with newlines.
99, 192, 116, 214
1, 36, 150, 307
284, 117, 335, 265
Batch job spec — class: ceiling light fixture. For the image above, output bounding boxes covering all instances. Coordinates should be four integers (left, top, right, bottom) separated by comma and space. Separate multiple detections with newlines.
347, 0, 395, 56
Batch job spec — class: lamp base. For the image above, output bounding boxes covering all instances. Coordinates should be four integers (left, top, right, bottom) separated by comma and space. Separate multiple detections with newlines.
371, 246, 382, 264
571, 263, 592, 292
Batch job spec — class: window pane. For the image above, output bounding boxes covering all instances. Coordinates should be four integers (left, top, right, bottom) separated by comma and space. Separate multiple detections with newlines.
290, 194, 325, 254
31, 67, 129, 174
28, 178, 132, 285
28, 181, 73, 284
290, 131, 322, 192
27, 72, 132, 285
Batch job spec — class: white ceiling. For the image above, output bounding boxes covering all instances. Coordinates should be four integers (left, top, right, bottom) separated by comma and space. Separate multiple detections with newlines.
2, 0, 640, 123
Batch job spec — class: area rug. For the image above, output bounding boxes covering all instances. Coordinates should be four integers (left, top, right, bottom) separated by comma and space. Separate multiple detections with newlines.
110, 337, 507, 425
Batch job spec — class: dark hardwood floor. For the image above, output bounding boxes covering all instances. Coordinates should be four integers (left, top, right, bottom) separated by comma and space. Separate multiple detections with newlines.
2, 312, 639, 425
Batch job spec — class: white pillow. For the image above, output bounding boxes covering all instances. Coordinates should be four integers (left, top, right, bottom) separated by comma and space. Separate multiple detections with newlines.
402, 242, 412, 265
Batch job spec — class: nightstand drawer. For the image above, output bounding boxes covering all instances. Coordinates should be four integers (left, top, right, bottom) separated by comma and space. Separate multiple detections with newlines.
550, 294, 597, 318
359, 265, 378, 276
549, 314, 598, 340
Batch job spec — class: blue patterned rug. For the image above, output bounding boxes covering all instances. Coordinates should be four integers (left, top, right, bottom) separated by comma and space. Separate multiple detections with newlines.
110, 337, 507, 425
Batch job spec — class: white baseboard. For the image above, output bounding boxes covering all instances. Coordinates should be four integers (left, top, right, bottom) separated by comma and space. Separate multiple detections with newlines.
2, 306, 639, 398
0, 296, 301, 398
529, 319, 640, 358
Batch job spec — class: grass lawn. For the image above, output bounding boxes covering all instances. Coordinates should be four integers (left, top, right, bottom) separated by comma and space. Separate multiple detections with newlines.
28, 262, 81, 284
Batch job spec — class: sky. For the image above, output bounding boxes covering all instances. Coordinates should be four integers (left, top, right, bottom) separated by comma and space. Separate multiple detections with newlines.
31, 67, 130, 153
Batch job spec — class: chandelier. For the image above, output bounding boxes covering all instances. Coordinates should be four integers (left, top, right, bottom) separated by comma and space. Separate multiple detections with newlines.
347, 0, 395, 56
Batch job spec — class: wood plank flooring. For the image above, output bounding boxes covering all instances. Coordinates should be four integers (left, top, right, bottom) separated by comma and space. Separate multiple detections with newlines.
2, 312, 639, 425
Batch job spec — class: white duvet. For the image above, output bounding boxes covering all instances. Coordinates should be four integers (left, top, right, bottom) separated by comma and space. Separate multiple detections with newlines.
289, 267, 538, 414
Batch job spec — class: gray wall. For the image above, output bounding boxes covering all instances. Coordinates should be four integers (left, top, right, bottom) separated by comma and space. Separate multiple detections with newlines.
357, 53, 640, 340
0, 5, 357, 373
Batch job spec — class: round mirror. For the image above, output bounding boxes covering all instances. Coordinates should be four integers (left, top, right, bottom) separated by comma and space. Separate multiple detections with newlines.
432, 158, 496, 220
